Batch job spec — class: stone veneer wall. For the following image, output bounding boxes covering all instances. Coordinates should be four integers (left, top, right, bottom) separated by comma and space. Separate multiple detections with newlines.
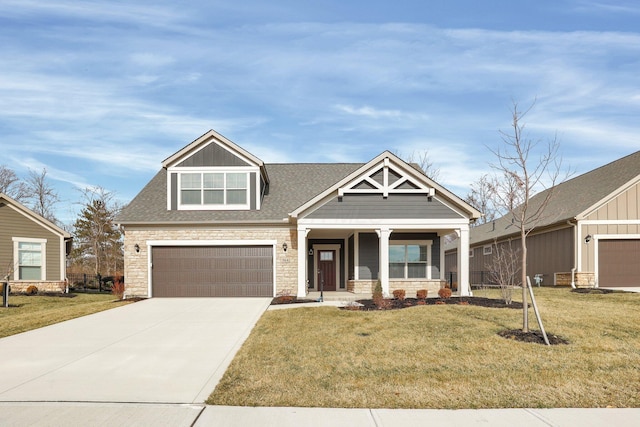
348, 279, 444, 297
123, 226, 298, 298
554, 272, 596, 287
389, 280, 444, 298
8, 281, 66, 293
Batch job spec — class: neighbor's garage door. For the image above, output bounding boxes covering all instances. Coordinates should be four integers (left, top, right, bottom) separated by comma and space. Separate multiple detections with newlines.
151, 246, 273, 297
598, 239, 640, 288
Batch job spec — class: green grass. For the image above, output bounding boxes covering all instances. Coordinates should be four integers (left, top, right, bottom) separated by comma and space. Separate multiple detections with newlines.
208, 287, 640, 409
0, 292, 134, 338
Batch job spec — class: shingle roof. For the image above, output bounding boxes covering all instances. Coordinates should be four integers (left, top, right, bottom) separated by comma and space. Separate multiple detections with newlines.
470, 150, 640, 245
116, 163, 364, 224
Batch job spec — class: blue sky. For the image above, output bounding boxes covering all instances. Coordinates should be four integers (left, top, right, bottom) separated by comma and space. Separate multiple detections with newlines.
1, 0, 639, 224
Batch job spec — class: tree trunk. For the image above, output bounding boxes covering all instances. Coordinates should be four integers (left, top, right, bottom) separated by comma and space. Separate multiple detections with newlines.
521, 229, 528, 332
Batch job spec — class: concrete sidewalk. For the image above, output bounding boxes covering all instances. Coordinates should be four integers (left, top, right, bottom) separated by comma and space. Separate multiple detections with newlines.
0, 403, 638, 426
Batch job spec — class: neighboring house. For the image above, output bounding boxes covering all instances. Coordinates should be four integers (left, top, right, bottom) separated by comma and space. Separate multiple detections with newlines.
0, 193, 72, 293
117, 130, 481, 298
446, 150, 640, 289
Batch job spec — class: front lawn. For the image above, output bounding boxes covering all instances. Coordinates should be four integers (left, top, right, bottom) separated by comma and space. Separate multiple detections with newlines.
0, 293, 135, 338
208, 287, 640, 409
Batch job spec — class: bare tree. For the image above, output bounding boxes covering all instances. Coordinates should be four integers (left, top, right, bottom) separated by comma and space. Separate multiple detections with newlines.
0, 165, 28, 201
465, 174, 498, 226
486, 239, 520, 305
396, 149, 441, 180
24, 168, 60, 224
489, 100, 565, 332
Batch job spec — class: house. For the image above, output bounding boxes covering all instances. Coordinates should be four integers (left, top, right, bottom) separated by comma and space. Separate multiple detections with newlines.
0, 192, 72, 292
446, 150, 640, 289
116, 130, 482, 298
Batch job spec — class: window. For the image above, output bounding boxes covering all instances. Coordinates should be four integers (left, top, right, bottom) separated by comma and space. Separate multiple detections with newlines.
483, 245, 492, 255
180, 172, 248, 207
389, 242, 431, 279
13, 238, 46, 280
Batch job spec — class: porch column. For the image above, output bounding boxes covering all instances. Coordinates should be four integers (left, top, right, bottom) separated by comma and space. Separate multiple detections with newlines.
297, 227, 309, 298
457, 226, 471, 296
377, 227, 392, 296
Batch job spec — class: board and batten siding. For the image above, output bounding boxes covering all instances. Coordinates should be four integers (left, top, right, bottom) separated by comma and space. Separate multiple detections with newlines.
175, 141, 250, 167
585, 180, 640, 221
306, 194, 464, 219
464, 226, 574, 286
580, 180, 640, 272
0, 203, 63, 281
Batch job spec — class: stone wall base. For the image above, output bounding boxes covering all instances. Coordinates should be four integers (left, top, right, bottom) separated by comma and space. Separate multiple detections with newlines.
554, 272, 595, 287
347, 279, 445, 297
7, 281, 67, 293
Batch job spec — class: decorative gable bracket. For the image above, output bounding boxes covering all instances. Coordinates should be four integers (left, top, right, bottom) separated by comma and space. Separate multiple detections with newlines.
337, 158, 435, 199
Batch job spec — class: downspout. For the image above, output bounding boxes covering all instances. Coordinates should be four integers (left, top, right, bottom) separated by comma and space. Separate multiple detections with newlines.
567, 220, 577, 288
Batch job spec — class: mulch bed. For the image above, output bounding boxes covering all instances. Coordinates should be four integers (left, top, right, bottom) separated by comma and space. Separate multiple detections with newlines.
571, 288, 622, 294
498, 329, 570, 345
349, 297, 524, 311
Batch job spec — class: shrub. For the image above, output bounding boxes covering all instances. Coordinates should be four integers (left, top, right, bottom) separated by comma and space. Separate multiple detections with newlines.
275, 289, 296, 304
111, 276, 125, 300
392, 289, 406, 301
372, 279, 384, 307
416, 289, 427, 300
25, 285, 38, 296
376, 298, 393, 310
438, 288, 452, 299
417, 300, 426, 305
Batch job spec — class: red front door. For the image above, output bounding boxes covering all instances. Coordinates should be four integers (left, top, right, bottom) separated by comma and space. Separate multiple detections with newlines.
318, 250, 336, 291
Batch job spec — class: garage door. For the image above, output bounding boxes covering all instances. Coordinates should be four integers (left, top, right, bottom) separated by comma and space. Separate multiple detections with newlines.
151, 246, 273, 297
599, 239, 640, 287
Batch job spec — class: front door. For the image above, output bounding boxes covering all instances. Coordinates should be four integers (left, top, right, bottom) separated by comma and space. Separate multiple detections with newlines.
318, 250, 337, 291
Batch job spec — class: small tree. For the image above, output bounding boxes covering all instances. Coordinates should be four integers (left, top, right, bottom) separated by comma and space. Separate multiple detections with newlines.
489, 100, 566, 332
486, 239, 520, 305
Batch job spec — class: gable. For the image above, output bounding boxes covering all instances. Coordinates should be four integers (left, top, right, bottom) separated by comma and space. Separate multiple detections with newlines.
584, 179, 640, 221
176, 142, 250, 167
291, 151, 481, 220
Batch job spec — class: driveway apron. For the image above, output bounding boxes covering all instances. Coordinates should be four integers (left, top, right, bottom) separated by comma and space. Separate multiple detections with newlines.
0, 298, 270, 403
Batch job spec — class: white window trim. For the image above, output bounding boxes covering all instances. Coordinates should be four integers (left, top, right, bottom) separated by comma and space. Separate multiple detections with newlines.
12, 237, 47, 281
389, 240, 432, 280
483, 245, 492, 255
177, 171, 250, 211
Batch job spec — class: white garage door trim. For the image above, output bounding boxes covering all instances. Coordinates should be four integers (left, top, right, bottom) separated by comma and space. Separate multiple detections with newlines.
146, 239, 277, 297
593, 234, 640, 287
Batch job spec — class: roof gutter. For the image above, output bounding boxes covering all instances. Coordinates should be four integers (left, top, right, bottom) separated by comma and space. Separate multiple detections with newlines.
567, 219, 577, 288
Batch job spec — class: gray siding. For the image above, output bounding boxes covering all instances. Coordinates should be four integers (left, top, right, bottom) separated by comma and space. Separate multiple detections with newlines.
348, 234, 355, 280
170, 173, 178, 210
307, 194, 463, 219
0, 203, 63, 281
250, 172, 257, 210
468, 226, 574, 285
177, 142, 250, 167
358, 232, 379, 280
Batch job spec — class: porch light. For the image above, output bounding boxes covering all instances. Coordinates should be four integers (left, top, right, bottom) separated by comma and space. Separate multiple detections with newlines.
308, 249, 313, 256
283, 242, 288, 252
134, 244, 140, 253
584, 235, 592, 244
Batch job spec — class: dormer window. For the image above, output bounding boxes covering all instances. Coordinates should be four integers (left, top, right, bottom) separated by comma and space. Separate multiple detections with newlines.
179, 171, 248, 209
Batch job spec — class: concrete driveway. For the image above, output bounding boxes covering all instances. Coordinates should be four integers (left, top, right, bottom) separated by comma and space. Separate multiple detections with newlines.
0, 298, 270, 404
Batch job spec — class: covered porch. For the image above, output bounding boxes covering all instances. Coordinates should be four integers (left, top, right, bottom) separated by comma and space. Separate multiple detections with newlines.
295, 223, 471, 298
